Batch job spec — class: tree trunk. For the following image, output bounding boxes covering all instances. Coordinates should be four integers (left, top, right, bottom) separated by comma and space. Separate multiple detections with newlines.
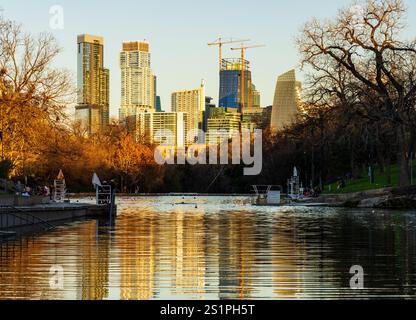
398, 125, 410, 187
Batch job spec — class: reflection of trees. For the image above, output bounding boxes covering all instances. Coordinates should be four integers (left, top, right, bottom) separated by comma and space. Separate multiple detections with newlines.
325, 211, 416, 298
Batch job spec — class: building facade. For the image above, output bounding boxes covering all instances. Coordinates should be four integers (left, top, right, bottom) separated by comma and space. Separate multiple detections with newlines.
171, 82, 205, 141
219, 59, 252, 112
156, 96, 162, 112
120, 41, 155, 115
242, 106, 264, 132
135, 112, 188, 148
206, 108, 241, 143
75, 34, 110, 135
270, 69, 302, 131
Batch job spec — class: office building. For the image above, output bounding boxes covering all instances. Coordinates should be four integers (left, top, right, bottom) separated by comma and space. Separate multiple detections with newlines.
75, 34, 110, 135
242, 106, 264, 132
270, 69, 302, 131
207, 108, 241, 143
219, 59, 252, 112
171, 82, 205, 140
134, 112, 188, 148
120, 41, 155, 116
203, 97, 216, 132
156, 96, 162, 112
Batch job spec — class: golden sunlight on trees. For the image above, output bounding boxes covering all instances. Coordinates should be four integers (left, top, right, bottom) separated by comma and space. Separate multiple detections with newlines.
297, 0, 416, 186
0, 18, 164, 192
0, 18, 73, 177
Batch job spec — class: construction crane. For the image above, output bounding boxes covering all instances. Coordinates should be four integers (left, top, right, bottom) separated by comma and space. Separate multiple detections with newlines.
208, 38, 250, 71
231, 44, 266, 113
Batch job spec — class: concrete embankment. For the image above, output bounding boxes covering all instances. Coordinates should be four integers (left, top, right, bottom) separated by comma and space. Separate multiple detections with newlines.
313, 186, 416, 209
0, 203, 115, 237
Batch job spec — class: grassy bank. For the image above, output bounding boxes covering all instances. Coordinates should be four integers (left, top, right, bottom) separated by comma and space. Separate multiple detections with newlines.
324, 163, 416, 194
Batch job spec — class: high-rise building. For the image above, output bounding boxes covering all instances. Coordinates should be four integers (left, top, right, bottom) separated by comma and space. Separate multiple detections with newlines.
242, 106, 264, 132
203, 97, 216, 132
75, 34, 110, 135
207, 108, 241, 143
171, 82, 205, 140
219, 59, 252, 112
135, 112, 188, 147
120, 41, 155, 114
156, 96, 162, 112
251, 84, 261, 108
270, 70, 302, 131
262, 106, 273, 129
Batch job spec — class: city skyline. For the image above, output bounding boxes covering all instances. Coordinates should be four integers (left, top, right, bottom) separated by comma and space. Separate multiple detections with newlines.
2, 0, 416, 118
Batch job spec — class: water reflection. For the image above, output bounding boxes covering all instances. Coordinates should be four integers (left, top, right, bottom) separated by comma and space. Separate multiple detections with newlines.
0, 197, 416, 299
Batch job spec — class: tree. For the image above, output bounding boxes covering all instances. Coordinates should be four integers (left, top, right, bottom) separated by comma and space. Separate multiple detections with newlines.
0, 18, 74, 177
298, 0, 416, 186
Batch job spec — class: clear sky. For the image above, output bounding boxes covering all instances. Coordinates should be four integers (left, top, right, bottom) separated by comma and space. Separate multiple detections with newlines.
2, 0, 416, 117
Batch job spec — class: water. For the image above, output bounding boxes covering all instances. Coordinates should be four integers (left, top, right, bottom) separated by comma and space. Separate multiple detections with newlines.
1, 196, 416, 300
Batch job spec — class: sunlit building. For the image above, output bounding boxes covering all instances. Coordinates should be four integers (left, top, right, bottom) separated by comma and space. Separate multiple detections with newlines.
120, 41, 155, 110
270, 69, 302, 131
75, 34, 110, 135
202, 97, 216, 132
241, 106, 264, 132
135, 112, 188, 148
219, 59, 252, 112
119, 41, 157, 139
156, 96, 162, 112
206, 108, 241, 143
171, 82, 205, 140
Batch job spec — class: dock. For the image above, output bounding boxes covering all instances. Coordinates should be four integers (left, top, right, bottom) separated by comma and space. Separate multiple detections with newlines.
0, 203, 115, 238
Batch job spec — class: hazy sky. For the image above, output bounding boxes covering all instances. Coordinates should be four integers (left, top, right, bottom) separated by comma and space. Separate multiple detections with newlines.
2, 0, 416, 117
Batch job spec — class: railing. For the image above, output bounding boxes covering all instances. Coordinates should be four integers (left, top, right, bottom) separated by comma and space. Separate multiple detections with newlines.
0, 206, 56, 232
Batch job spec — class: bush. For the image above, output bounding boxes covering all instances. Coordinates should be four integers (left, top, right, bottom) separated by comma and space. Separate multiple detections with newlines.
0, 159, 13, 179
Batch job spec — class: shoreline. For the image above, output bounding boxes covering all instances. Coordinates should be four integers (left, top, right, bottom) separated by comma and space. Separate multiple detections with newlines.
69, 188, 416, 210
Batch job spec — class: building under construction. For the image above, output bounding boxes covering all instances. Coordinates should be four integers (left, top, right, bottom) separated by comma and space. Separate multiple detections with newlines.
219, 58, 253, 112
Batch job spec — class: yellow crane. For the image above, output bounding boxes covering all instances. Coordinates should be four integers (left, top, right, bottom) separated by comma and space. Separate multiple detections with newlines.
231, 44, 265, 112
208, 38, 250, 71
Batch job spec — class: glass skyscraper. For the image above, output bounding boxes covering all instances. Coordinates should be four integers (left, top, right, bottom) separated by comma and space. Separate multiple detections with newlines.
219, 58, 252, 112
270, 69, 302, 131
75, 34, 109, 136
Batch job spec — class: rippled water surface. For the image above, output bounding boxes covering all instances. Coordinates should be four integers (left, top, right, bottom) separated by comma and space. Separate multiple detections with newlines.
1, 196, 416, 300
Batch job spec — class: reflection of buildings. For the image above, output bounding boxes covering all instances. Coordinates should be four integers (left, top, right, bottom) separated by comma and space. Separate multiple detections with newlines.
218, 212, 256, 300
117, 211, 157, 300
75, 34, 110, 136
0, 220, 110, 300
271, 218, 305, 298
270, 69, 302, 131
78, 221, 110, 300
172, 212, 206, 295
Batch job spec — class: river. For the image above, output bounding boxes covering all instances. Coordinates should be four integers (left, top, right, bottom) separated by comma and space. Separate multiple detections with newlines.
0, 196, 415, 300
